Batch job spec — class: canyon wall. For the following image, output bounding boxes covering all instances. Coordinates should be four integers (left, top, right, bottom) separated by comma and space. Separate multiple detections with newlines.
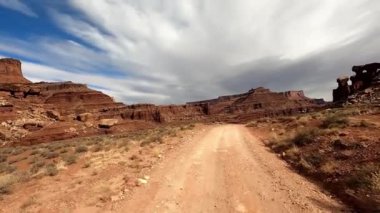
0, 58, 324, 145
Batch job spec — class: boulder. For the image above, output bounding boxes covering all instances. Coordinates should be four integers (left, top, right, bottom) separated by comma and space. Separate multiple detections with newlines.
98, 119, 119, 129
333, 76, 351, 102
77, 113, 94, 122
46, 110, 61, 121
0, 131, 5, 141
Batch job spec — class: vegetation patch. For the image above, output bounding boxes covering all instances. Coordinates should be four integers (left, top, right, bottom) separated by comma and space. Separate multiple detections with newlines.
321, 114, 349, 129
63, 154, 77, 165
0, 174, 17, 195
45, 164, 58, 176
75, 145, 88, 153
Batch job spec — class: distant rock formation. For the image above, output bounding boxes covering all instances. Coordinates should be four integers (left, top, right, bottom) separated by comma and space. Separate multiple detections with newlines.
0, 58, 324, 146
0, 58, 30, 84
0, 59, 148, 145
186, 87, 322, 122
333, 63, 380, 104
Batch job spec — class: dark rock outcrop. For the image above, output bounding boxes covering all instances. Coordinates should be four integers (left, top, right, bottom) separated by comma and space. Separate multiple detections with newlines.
333, 63, 380, 103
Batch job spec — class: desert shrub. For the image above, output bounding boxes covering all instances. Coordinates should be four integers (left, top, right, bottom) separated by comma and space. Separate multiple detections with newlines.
63, 154, 77, 165
284, 146, 300, 161
277, 116, 296, 123
10, 148, 24, 156
47, 144, 60, 152
13, 171, 31, 183
104, 146, 111, 152
320, 161, 340, 175
82, 163, 91, 168
141, 135, 163, 147
270, 139, 292, 152
297, 116, 310, 125
42, 151, 59, 159
344, 108, 361, 116
0, 148, 13, 155
91, 145, 102, 152
30, 150, 40, 156
30, 160, 45, 174
0, 155, 6, 163
86, 140, 97, 146
292, 128, 321, 146
0, 163, 16, 174
359, 120, 375, 128
346, 165, 380, 190
28, 156, 39, 164
298, 158, 313, 172
75, 145, 88, 153
371, 171, 380, 192
304, 153, 324, 167
321, 114, 349, 129
246, 121, 258, 127
59, 149, 68, 154
8, 157, 22, 164
0, 174, 17, 195
117, 140, 130, 148
45, 164, 58, 176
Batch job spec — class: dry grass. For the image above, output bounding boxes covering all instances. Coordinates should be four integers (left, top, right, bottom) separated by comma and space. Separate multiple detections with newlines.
292, 128, 322, 146
284, 146, 300, 161
371, 171, 380, 192
321, 114, 349, 129
45, 164, 58, 176
0, 174, 17, 195
0, 163, 16, 174
320, 161, 340, 175
75, 145, 88, 153
63, 154, 77, 165
0, 155, 7, 163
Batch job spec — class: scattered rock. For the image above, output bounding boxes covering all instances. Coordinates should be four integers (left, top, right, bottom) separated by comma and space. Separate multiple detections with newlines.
77, 113, 94, 122
98, 119, 119, 129
46, 110, 61, 121
0, 131, 5, 140
332, 139, 351, 150
136, 178, 148, 186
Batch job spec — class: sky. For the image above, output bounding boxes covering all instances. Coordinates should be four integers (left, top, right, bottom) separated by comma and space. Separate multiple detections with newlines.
0, 0, 379, 104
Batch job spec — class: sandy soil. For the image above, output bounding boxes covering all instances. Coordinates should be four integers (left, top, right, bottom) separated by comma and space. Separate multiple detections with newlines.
112, 125, 349, 213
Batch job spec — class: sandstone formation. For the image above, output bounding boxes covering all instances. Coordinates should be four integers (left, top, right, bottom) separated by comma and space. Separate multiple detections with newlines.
0, 58, 30, 84
0, 58, 324, 146
333, 63, 380, 104
122, 87, 323, 123
187, 87, 322, 122
0, 58, 153, 145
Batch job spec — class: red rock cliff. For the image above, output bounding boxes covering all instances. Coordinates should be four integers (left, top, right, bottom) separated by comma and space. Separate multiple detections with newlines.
0, 58, 31, 84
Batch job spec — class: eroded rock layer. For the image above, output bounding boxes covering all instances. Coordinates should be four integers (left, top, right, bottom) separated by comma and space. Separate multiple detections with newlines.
1, 58, 323, 145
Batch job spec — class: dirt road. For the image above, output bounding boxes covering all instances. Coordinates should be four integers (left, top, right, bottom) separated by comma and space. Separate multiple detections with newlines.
115, 125, 348, 212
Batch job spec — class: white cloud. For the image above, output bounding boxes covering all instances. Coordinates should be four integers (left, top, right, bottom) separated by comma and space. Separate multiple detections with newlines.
0, 0, 37, 17
21, 60, 170, 103
1, 0, 380, 103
